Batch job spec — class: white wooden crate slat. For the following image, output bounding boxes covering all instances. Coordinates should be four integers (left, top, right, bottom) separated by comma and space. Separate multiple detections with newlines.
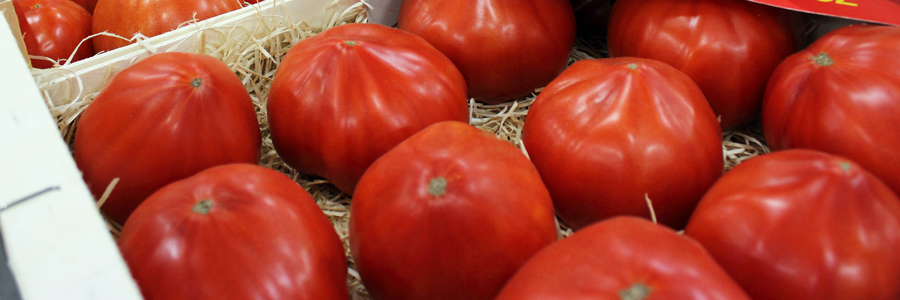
36, 0, 360, 106
0, 0, 364, 298
0, 14, 143, 300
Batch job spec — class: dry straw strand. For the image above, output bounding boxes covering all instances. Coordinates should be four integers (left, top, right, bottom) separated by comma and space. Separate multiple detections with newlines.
34, 3, 770, 298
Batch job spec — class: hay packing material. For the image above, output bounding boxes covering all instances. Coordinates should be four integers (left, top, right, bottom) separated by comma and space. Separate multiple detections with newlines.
29, 4, 768, 298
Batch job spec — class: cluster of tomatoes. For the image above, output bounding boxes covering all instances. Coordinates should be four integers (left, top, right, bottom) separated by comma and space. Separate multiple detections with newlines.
21, 0, 900, 298
11, 0, 255, 68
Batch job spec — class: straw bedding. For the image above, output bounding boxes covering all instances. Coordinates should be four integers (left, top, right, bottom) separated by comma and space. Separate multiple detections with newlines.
33, 3, 768, 299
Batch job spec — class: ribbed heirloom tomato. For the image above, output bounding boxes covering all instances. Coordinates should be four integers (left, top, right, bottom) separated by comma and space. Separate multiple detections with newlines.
522, 58, 723, 230
267, 23, 468, 195
608, 0, 800, 130
398, 0, 576, 104
497, 217, 752, 300
349, 121, 558, 300
13, 0, 94, 68
91, 0, 241, 52
763, 25, 900, 195
119, 164, 348, 300
686, 150, 900, 300
74, 52, 261, 224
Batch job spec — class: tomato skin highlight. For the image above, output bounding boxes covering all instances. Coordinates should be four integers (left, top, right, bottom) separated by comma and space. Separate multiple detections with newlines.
119, 164, 348, 300
763, 24, 900, 196
686, 150, 900, 300
522, 57, 723, 230
349, 121, 558, 300
74, 52, 261, 224
267, 23, 469, 195
398, 0, 576, 104
608, 0, 801, 130
13, 0, 94, 68
497, 217, 752, 300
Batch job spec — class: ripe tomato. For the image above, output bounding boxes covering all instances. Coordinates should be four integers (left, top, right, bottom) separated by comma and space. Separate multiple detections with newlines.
13, 0, 94, 69
763, 25, 900, 196
267, 23, 468, 195
119, 164, 348, 300
607, 0, 801, 130
349, 121, 558, 300
497, 217, 751, 300
398, 0, 576, 104
73, 52, 260, 224
522, 57, 723, 230
91, 0, 241, 52
70, 0, 97, 14
685, 150, 900, 300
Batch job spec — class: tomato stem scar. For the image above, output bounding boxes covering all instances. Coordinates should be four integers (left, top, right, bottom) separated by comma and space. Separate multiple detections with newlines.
839, 162, 852, 172
627, 63, 638, 70
429, 177, 447, 197
812, 53, 834, 67
619, 282, 651, 300
344, 41, 357, 46
192, 200, 214, 215
191, 78, 202, 88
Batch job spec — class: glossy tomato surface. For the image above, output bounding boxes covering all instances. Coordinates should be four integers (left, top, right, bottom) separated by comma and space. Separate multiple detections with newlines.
349, 121, 558, 300
70, 0, 97, 14
74, 52, 260, 224
522, 57, 723, 230
398, 0, 576, 104
608, 0, 800, 130
763, 25, 900, 195
267, 23, 468, 195
13, 0, 93, 69
119, 164, 348, 300
497, 217, 751, 300
685, 150, 900, 300
91, 0, 241, 52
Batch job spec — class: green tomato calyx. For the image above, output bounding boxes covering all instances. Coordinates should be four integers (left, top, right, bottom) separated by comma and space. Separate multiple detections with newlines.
429, 177, 447, 197
193, 199, 214, 215
812, 52, 834, 67
620, 282, 651, 300
840, 162, 852, 173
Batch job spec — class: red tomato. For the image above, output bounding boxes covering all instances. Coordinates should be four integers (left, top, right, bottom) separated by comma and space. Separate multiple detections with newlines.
13, 0, 94, 69
607, 0, 800, 130
398, 0, 576, 104
497, 217, 751, 300
763, 25, 900, 196
119, 164, 348, 300
349, 121, 558, 300
522, 57, 723, 230
69, 0, 97, 14
73, 52, 260, 224
570, 0, 613, 35
91, 0, 241, 52
685, 150, 900, 300
267, 23, 468, 195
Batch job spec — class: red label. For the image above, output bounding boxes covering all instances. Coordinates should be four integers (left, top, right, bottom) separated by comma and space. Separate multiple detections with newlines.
747, 0, 900, 25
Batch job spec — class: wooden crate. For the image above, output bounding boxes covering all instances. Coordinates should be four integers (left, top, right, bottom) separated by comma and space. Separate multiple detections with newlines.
0, 0, 364, 298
